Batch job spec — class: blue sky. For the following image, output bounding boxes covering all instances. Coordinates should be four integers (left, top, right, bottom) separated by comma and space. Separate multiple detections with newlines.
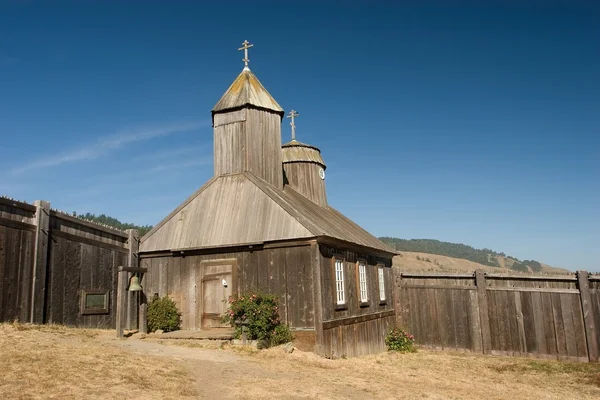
0, 1, 598, 271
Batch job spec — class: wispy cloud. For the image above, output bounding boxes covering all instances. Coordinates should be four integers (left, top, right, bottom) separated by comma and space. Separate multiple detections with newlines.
11, 121, 207, 174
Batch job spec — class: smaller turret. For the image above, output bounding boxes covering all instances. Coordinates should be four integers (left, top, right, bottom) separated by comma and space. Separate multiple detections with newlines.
282, 111, 327, 206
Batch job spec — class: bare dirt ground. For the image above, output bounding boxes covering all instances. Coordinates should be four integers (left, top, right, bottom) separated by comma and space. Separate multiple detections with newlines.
2, 323, 599, 400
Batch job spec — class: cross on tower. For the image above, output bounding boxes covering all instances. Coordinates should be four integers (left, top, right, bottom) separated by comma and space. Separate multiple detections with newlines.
287, 110, 299, 141
238, 40, 254, 69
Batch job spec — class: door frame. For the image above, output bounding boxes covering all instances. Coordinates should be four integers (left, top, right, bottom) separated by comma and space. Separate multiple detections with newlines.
197, 258, 238, 329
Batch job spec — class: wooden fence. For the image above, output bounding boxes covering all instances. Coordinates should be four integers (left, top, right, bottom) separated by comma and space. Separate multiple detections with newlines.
0, 197, 139, 329
394, 270, 599, 362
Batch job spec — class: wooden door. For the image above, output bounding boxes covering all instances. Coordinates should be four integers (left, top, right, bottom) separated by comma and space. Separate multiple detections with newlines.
198, 259, 236, 329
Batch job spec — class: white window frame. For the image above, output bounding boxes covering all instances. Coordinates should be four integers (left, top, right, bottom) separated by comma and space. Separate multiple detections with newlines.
358, 262, 368, 303
378, 266, 386, 302
335, 259, 345, 305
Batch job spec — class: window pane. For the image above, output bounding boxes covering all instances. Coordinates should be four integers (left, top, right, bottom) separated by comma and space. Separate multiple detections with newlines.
359, 263, 368, 302
378, 267, 385, 301
335, 260, 345, 304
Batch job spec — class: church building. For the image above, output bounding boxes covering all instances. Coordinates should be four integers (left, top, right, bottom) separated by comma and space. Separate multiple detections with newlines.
138, 41, 396, 358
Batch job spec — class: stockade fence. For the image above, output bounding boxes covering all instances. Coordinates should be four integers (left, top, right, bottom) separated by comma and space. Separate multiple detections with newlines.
0, 197, 139, 329
394, 269, 599, 362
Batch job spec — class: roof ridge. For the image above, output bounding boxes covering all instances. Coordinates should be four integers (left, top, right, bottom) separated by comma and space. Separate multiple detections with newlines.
242, 172, 322, 236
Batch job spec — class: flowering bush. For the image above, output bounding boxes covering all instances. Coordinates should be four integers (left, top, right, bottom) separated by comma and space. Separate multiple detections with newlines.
221, 292, 293, 347
385, 327, 416, 352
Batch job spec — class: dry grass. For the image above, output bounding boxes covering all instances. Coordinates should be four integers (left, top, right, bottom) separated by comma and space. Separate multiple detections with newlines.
161, 340, 600, 400
0, 322, 197, 400
394, 251, 570, 275
3, 323, 599, 399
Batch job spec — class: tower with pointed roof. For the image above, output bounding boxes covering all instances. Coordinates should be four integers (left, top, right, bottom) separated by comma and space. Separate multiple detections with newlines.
212, 42, 284, 188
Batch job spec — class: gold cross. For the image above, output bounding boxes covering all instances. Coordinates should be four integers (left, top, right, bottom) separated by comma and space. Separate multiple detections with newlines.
238, 40, 254, 69
287, 110, 299, 141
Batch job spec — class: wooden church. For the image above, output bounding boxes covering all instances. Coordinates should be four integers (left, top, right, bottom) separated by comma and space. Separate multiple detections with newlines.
138, 41, 397, 358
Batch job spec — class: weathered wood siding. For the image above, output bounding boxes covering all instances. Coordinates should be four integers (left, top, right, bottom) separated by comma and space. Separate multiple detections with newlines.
245, 108, 283, 188
0, 197, 134, 328
140, 243, 315, 331
318, 244, 395, 357
140, 174, 313, 252
396, 271, 597, 362
213, 107, 282, 188
283, 162, 327, 206
0, 198, 36, 322
45, 212, 129, 328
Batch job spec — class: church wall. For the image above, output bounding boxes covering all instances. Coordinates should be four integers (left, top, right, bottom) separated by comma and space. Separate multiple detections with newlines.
214, 121, 246, 176
317, 244, 395, 358
139, 242, 316, 331
245, 108, 283, 188
283, 162, 327, 206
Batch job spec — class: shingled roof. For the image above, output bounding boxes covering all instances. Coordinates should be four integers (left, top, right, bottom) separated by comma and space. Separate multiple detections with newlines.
140, 172, 395, 255
212, 68, 284, 116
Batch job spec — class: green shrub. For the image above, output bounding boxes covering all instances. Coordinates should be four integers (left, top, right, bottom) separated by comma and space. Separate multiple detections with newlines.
385, 327, 416, 352
221, 292, 293, 347
147, 295, 181, 332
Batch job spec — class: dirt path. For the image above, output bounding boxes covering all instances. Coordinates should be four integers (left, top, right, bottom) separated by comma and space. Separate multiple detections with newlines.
99, 332, 600, 400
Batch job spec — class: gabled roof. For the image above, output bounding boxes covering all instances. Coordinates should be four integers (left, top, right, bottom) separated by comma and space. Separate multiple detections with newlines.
140, 172, 395, 256
212, 68, 284, 115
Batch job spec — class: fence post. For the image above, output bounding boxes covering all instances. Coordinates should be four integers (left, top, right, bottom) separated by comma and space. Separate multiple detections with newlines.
30, 200, 50, 324
577, 271, 598, 362
475, 270, 492, 355
116, 268, 128, 338
125, 229, 139, 330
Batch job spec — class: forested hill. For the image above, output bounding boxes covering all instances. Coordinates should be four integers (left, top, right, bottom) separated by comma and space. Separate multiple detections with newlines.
74, 213, 153, 236
378, 237, 544, 273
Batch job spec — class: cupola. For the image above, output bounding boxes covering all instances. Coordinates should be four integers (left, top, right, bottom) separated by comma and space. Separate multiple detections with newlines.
282, 110, 327, 206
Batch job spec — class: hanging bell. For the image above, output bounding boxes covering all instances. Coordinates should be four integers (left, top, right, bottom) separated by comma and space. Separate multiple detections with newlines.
128, 275, 143, 292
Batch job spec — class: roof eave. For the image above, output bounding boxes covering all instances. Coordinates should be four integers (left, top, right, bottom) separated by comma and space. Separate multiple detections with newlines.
316, 236, 399, 258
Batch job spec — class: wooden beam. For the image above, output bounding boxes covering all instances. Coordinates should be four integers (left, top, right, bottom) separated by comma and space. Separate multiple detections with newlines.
30, 200, 50, 324
126, 229, 139, 331
116, 270, 127, 338
0, 197, 36, 211
401, 273, 474, 279
577, 271, 598, 362
0, 217, 36, 232
475, 270, 492, 355
486, 287, 579, 294
400, 284, 476, 291
50, 230, 128, 253
118, 266, 148, 273
311, 243, 324, 355
50, 210, 128, 238
322, 310, 395, 330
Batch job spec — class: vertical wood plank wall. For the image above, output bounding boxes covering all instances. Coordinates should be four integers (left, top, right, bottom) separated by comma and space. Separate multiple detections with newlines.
318, 245, 396, 358
139, 244, 315, 333
395, 270, 599, 362
0, 198, 36, 322
0, 198, 136, 328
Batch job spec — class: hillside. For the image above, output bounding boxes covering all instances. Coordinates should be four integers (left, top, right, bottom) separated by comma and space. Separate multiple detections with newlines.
393, 252, 570, 275
382, 238, 570, 274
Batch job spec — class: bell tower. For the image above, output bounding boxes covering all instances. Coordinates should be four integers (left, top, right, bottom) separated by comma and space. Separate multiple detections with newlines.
211, 40, 284, 188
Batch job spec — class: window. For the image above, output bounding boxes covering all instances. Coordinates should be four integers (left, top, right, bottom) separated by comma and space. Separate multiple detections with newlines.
378, 267, 386, 302
358, 262, 368, 303
335, 259, 345, 305
80, 290, 110, 315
